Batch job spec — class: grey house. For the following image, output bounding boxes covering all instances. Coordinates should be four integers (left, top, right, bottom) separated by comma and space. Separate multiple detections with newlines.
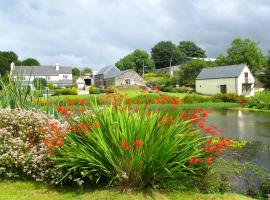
10, 63, 73, 89
94, 65, 145, 88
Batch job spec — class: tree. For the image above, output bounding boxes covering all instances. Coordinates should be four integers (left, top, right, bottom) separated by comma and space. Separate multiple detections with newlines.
115, 49, 154, 74
81, 67, 93, 76
177, 59, 216, 86
215, 54, 228, 66
226, 38, 266, 73
72, 67, 81, 77
0, 51, 19, 76
33, 78, 47, 89
22, 58, 40, 66
259, 50, 270, 90
151, 41, 186, 68
178, 41, 206, 58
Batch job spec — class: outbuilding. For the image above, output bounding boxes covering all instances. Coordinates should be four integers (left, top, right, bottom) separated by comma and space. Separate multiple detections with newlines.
196, 64, 255, 97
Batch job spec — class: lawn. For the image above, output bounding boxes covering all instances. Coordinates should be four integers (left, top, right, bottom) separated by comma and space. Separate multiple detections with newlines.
0, 181, 252, 200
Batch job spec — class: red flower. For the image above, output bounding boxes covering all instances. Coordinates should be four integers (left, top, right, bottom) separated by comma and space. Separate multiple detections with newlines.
133, 139, 143, 148
205, 157, 213, 164
190, 157, 200, 163
120, 141, 131, 151
203, 145, 213, 152
93, 122, 100, 128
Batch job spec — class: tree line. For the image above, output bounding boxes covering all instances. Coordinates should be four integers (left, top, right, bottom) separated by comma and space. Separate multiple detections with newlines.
115, 38, 270, 89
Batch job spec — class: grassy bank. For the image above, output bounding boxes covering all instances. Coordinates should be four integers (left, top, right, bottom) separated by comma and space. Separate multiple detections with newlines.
0, 181, 252, 200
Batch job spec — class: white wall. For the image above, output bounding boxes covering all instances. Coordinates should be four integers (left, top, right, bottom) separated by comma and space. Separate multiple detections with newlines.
237, 66, 255, 97
196, 78, 238, 95
59, 74, 72, 80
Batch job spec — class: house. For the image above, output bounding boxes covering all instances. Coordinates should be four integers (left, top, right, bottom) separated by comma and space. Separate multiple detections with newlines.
10, 62, 73, 89
94, 65, 145, 88
196, 64, 255, 97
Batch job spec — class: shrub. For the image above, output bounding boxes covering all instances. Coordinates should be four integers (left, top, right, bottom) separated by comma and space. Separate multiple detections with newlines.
33, 78, 47, 89
183, 95, 211, 104
89, 86, 95, 94
54, 88, 78, 96
247, 92, 270, 110
107, 86, 115, 93
0, 109, 68, 184
175, 86, 194, 93
52, 94, 232, 188
48, 82, 54, 89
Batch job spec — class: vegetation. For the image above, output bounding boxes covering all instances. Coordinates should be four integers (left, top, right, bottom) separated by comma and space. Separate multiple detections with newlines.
72, 67, 80, 79
54, 87, 78, 96
247, 91, 270, 110
178, 41, 206, 58
116, 49, 154, 74
151, 41, 185, 68
33, 77, 47, 89
81, 67, 93, 76
21, 58, 40, 66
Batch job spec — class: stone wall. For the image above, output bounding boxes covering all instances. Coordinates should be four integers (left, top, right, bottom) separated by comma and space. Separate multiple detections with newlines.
114, 70, 145, 86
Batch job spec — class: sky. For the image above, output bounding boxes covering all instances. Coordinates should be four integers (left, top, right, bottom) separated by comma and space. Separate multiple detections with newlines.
0, 0, 270, 70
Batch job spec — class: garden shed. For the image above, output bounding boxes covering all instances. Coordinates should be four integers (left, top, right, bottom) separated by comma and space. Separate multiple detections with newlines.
196, 64, 255, 97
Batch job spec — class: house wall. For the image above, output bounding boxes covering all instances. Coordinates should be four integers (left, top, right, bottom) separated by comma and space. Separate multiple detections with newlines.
237, 66, 255, 96
114, 70, 145, 86
196, 78, 237, 95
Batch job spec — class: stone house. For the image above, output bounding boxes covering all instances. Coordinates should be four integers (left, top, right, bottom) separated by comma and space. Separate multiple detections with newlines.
196, 64, 255, 97
94, 65, 145, 88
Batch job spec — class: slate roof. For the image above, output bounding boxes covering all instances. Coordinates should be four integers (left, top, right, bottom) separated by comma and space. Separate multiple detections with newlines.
196, 64, 247, 80
13, 65, 72, 76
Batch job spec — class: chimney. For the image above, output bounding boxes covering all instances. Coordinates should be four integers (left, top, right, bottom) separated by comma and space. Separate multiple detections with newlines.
10, 62, 15, 71
56, 63, 59, 71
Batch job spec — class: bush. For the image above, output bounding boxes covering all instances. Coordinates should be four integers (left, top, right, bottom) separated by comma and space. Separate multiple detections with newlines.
33, 78, 47, 89
247, 92, 270, 110
175, 86, 194, 93
0, 109, 68, 184
89, 86, 95, 94
52, 94, 231, 188
183, 95, 211, 104
106, 86, 115, 93
54, 87, 78, 96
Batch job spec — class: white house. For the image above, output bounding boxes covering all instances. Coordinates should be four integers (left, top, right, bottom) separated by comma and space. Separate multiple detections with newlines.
10, 62, 73, 89
196, 64, 255, 97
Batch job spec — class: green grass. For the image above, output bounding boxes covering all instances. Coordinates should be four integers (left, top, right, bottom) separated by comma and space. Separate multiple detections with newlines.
0, 181, 252, 200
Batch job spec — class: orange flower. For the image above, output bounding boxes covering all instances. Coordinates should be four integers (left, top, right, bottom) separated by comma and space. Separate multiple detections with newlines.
120, 140, 131, 151
133, 139, 143, 148
189, 157, 200, 163
93, 122, 100, 128
205, 157, 213, 164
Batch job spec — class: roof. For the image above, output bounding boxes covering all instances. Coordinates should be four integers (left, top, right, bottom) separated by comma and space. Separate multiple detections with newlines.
196, 64, 247, 80
95, 65, 122, 79
13, 65, 72, 76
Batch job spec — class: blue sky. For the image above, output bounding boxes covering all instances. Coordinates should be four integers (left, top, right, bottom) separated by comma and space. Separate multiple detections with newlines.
0, 0, 270, 70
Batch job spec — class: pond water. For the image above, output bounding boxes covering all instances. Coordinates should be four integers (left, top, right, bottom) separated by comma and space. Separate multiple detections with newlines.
207, 109, 270, 145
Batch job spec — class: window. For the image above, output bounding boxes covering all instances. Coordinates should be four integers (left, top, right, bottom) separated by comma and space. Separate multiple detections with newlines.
63, 75, 69, 80
125, 79, 130, 84
46, 76, 51, 81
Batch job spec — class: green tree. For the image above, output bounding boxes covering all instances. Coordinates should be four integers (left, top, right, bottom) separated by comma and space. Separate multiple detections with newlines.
115, 49, 154, 74
151, 41, 186, 68
33, 78, 47, 89
177, 59, 216, 86
0, 51, 19, 76
22, 58, 40, 66
72, 67, 81, 77
81, 67, 93, 76
226, 38, 266, 73
215, 54, 228, 66
260, 50, 270, 90
178, 41, 206, 58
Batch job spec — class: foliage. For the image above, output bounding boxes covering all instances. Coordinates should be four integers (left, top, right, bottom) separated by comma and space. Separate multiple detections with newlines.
177, 59, 216, 86
0, 109, 68, 184
259, 50, 270, 90
178, 41, 206, 58
48, 82, 54, 89
211, 93, 247, 103
33, 78, 47, 89
0, 76, 32, 109
89, 85, 95, 94
247, 91, 270, 110
183, 95, 211, 104
81, 67, 92, 76
54, 87, 78, 96
151, 41, 186, 68
115, 49, 154, 74
21, 58, 40, 66
218, 38, 266, 73
52, 94, 232, 188
106, 86, 115, 93
0, 51, 19, 76
72, 67, 81, 77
